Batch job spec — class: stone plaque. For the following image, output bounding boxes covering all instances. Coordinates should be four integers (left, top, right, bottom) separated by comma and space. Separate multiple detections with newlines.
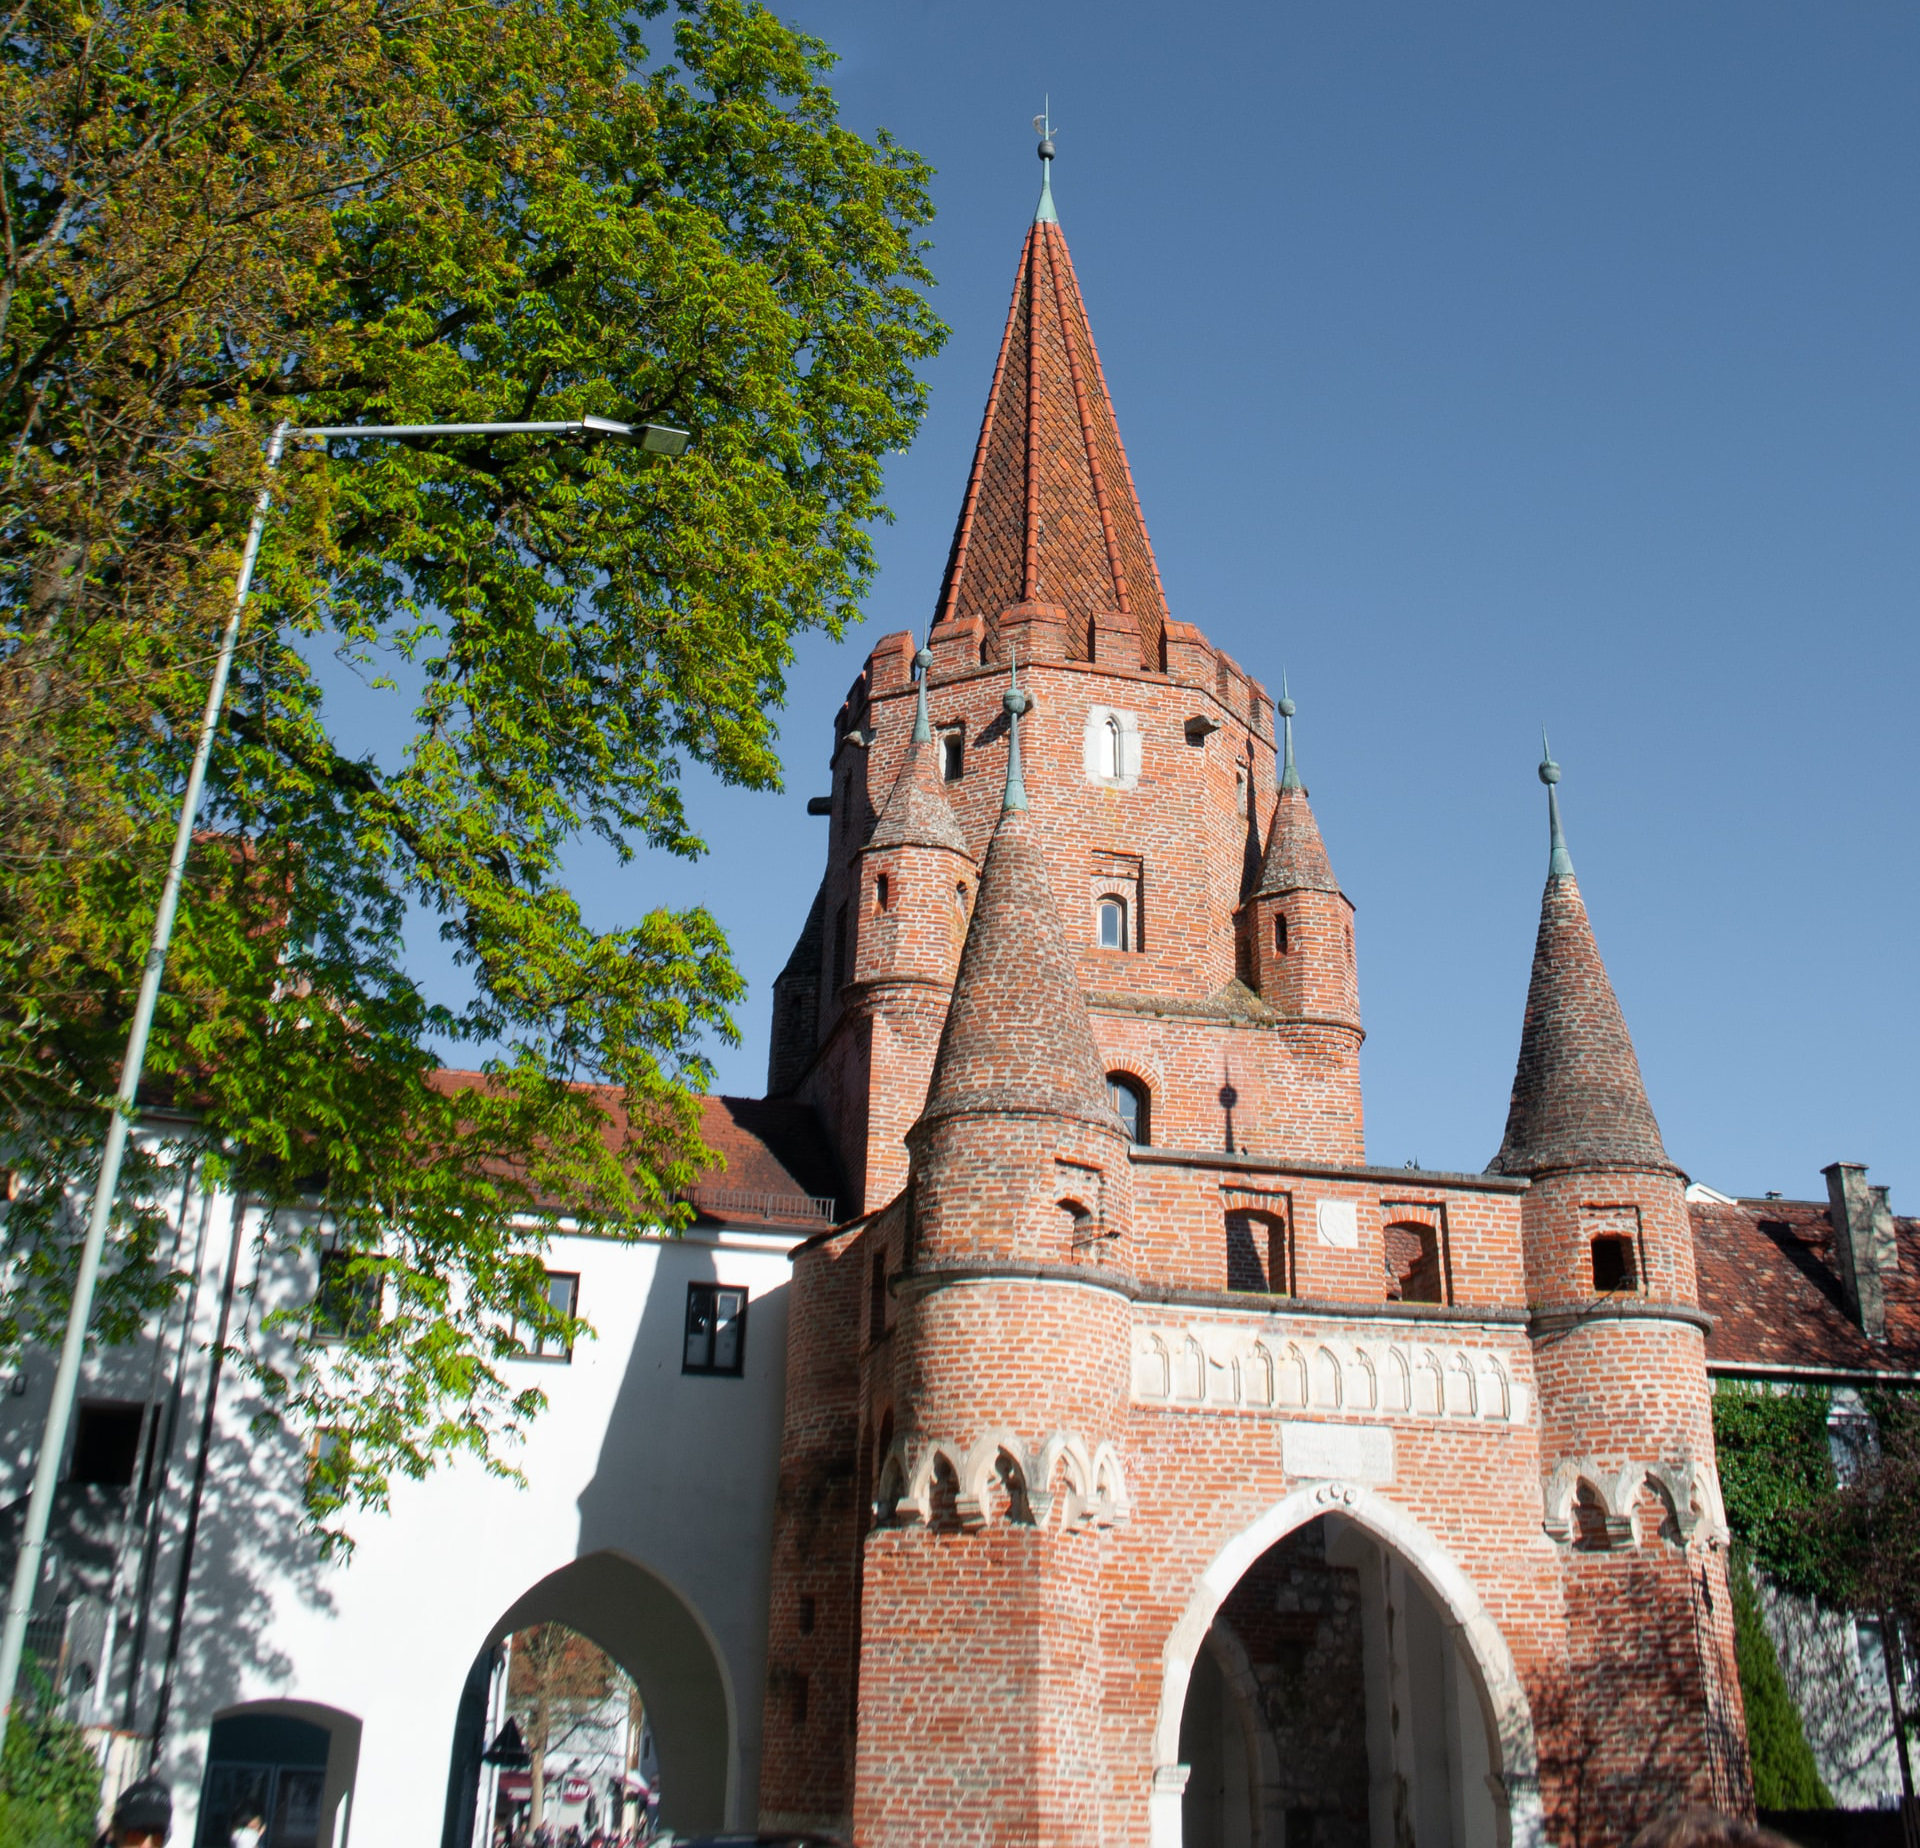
1282, 1423, 1395, 1483
1315, 1198, 1359, 1248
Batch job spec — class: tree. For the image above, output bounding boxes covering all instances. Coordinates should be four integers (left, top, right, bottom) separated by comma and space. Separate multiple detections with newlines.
507, 1625, 621, 1835
1713, 1383, 1920, 1812
0, 0, 942, 1537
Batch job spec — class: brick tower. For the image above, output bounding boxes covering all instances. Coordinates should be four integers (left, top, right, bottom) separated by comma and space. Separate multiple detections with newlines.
1489, 742, 1749, 1827
758, 129, 1749, 1848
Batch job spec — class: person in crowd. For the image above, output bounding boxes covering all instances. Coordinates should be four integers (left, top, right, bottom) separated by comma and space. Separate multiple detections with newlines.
102, 1779, 172, 1848
1629, 1810, 1801, 1847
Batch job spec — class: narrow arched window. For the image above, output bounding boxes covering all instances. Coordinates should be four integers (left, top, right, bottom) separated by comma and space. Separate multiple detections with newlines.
1107, 1074, 1148, 1145
1274, 912, 1289, 954
1101, 714, 1123, 779
1097, 896, 1127, 950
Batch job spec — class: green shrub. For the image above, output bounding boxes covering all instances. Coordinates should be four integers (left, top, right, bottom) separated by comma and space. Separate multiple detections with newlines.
0, 1677, 101, 1848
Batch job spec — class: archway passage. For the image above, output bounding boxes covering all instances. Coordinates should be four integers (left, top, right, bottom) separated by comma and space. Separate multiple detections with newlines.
442, 1551, 734, 1848
1179, 1515, 1499, 1848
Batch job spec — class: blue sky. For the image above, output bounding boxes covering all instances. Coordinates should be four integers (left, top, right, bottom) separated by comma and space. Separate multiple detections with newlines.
432, 4, 1920, 1204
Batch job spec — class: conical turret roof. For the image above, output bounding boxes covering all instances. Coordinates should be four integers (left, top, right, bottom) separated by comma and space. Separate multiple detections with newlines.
1254, 787, 1342, 899
1491, 762, 1672, 1177
867, 738, 970, 857
932, 154, 1170, 669
915, 802, 1117, 1136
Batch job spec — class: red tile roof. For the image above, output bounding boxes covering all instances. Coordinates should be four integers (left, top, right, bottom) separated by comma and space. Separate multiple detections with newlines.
932, 208, 1170, 669
1691, 1193, 1920, 1377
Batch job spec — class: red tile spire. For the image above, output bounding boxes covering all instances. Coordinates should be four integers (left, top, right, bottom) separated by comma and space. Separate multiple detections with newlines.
931, 150, 1171, 669
1492, 753, 1674, 1178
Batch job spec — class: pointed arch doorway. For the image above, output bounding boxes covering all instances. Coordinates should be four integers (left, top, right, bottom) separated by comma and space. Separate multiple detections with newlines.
442, 1550, 736, 1848
1153, 1487, 1547, 1848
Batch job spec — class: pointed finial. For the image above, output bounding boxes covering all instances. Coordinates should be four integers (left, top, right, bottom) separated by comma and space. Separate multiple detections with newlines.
1539, 728, 1573, 879
1002, 647, 1033, 812
912, 641, 934, 744
1277, 672, 1301, 791
1032, 100, 1058, 224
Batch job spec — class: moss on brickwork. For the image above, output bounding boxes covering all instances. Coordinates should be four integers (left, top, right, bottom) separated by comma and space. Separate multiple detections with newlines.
1729, 1549, 1833, 1810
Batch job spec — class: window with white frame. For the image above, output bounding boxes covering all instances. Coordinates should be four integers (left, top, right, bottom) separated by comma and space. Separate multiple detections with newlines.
513, 1270, 579, 1361
1097, 895, 1128, 950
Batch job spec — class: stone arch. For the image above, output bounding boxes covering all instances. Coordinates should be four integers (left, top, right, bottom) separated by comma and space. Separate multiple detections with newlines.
960, 1428, 1032, 1530
1310, 1345, 1343, 1409
472, 1548, 736, 1835
202, 1699, 360, 1848
1275, 1343, 1307, 1409
1150, 1485, 1546, 1848
1090, 1441, 1129, 1524
1382, 1345, 1412, 1413
1035, 1430, 1094, 1524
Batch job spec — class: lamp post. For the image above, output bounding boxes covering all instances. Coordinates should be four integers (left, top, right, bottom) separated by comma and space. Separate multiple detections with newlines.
0, 413, 689, 1755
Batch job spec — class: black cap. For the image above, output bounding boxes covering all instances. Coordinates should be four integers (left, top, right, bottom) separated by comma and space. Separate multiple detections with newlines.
112, 1779, 172, 1838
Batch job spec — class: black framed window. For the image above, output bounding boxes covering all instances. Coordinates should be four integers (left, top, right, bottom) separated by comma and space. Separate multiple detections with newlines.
684, 1283, 748, 1376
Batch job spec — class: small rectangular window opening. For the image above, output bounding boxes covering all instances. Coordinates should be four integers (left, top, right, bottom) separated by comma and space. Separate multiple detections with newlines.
875, 873, 890, 912
798, 1594, 817, 1636
68, 1401, 145, 1487
941, 732, 964, 781
1591, 1236, 1636, 1293
684, 1282, 748, 1376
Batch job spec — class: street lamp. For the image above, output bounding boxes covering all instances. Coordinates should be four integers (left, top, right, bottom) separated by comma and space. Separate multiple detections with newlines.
0, 412, 690, 1754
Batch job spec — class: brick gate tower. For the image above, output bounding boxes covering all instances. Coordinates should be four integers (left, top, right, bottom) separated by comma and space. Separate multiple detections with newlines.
757, 132, 1748, 1848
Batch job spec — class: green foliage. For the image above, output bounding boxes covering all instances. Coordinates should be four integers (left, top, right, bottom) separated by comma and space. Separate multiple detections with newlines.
0, 0, 943, 1538
1712, 1383, 1846, 1604
0, 1676, 101, 1848
1728, 1548, 1833, 1810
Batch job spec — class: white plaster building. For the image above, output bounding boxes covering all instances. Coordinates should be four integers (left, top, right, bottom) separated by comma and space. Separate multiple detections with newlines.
0, 1098, 831, 1848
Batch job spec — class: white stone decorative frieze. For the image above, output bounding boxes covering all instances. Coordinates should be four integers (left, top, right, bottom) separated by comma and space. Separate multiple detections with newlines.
1130, 1319, 1529, 1425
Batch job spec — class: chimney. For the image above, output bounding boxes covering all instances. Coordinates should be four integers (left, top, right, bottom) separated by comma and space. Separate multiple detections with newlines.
1821, 1162, 1900, 1341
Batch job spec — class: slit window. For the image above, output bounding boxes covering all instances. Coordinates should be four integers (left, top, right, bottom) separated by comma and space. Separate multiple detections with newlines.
875, 873, 890, 912
1274, 912, 1289, 954
684, 1283, 748, 1376
1107, 1074, 1148, 1145
1097, 896, 1128, 950
941, 731, 964, 781
1591, 1235, 1636, 1292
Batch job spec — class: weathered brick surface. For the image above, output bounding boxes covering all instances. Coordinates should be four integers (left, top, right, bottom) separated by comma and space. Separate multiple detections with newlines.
756, 189, 1749, 1848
